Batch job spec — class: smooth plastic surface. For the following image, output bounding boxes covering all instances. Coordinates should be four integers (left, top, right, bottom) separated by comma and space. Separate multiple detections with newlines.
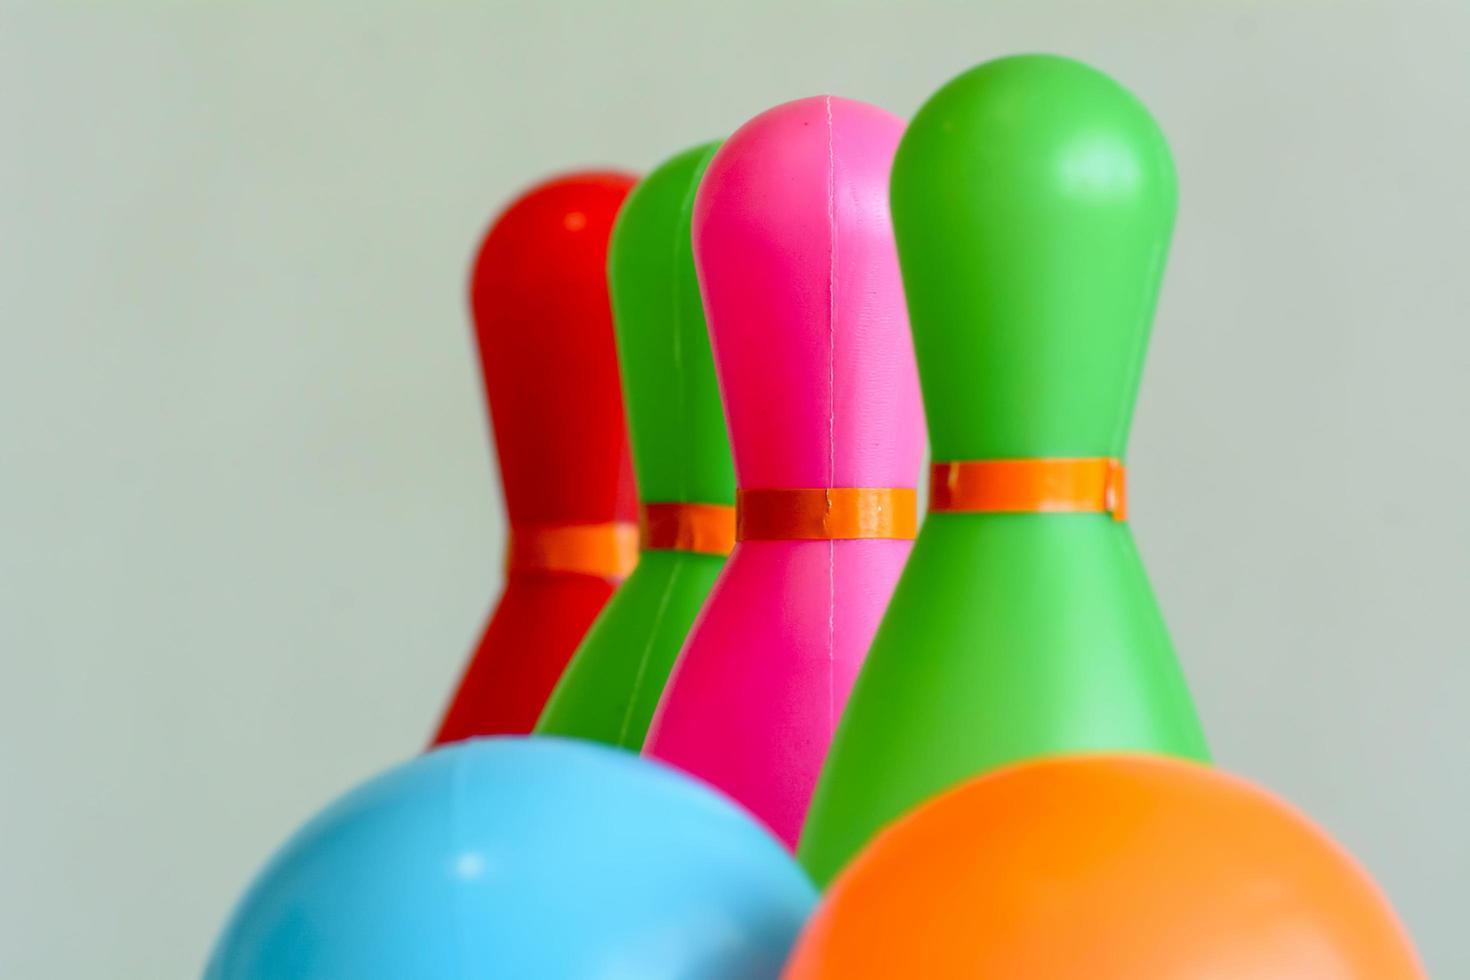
644, 97, 925, 848
433, 172, 638, 745
604, 143, 733, 505
799, 55, 1209, 884
785, 755, 1422, 979
537, 144, 735, 749
206, 738, 817, 980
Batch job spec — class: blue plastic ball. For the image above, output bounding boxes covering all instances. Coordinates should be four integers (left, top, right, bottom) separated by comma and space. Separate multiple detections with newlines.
206, 737, 816, 979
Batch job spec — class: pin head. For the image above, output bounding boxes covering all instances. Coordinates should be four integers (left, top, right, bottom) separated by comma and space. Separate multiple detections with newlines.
891, 55, 1177, 460
471, 172, 638, 526
693, 97, 924, 489
607, 144, 734, 507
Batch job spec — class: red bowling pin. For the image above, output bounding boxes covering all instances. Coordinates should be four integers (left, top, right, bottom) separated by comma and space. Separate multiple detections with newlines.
433, 172, 638, 745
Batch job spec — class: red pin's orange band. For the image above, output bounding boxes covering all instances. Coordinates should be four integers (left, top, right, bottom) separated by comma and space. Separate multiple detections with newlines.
506, 522, 639, 579
640, 503, 737, 555
736, 488, 918, 541
930, 458, 1128, 522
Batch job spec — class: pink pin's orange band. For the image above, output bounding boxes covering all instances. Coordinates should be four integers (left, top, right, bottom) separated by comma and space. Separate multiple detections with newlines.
640, 503, 737, 555
736, 488, 918, 541
506, 522, 639, 579
930, 458, 1128, 521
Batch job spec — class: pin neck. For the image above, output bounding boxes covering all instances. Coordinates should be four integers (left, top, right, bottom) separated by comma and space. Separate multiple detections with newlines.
505, 522, 639, 579
639, 503, 736, 556
929, 459, 1127, 521
736, 488, 917, 541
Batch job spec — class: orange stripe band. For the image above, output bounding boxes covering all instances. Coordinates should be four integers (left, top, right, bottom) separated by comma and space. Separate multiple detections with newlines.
640, 503, 737, 555
736, 488, 917, 541
930, 458, 1127, 521
506, 522, 639, 579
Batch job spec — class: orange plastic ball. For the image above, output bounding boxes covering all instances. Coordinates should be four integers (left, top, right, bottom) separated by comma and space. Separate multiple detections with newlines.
785, 755, 1421, 979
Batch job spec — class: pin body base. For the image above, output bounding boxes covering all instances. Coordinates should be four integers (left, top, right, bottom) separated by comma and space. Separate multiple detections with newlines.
799, 513, 1209, 884
431, 573, 615, 745
536, 550, 727, 750
645, 538, 911, 847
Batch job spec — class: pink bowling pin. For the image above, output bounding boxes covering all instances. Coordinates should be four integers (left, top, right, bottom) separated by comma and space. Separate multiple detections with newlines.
643, 97, 925, 847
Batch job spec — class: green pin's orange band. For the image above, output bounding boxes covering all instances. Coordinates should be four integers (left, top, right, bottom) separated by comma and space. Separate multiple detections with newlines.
640, 503, 737, 555
736, 488, 918, 541
930, 459, 1128, 522
506, 522, 640, 579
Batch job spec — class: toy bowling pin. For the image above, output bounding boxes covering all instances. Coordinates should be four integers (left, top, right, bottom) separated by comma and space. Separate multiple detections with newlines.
537, 143, 737, 749
432, 172, 639, 746
643, 98, 925, 848
799, 55, 1210, 884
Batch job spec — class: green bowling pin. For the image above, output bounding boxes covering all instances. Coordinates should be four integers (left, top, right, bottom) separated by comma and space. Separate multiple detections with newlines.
536, 143, 735, 750
799, 55, 1210, 885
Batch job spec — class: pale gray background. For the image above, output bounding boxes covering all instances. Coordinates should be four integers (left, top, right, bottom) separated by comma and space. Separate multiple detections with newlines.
2, 1, 1466, 976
